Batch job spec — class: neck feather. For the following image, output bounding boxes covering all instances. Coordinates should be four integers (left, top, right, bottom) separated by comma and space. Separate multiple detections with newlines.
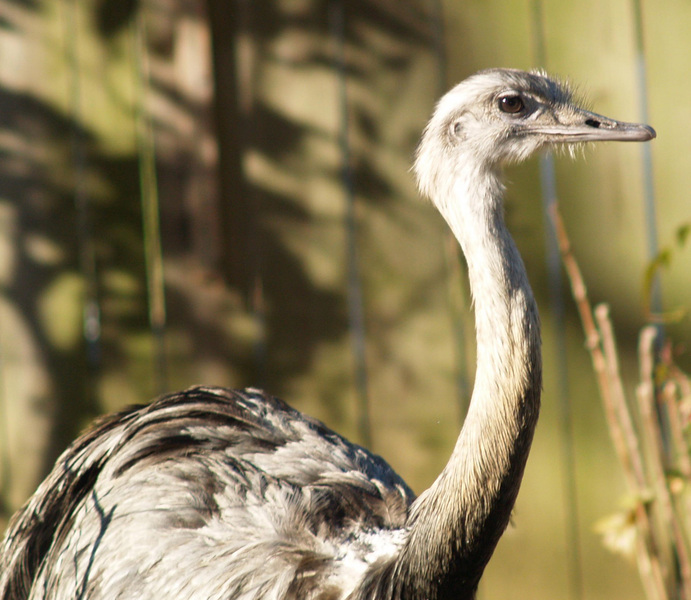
389, 161, 542, 599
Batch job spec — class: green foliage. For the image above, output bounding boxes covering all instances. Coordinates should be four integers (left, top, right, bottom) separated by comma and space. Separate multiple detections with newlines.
643, 223, 691, 323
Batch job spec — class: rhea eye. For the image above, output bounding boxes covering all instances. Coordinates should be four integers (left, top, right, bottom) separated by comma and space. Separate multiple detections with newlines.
498, 95, 524, 114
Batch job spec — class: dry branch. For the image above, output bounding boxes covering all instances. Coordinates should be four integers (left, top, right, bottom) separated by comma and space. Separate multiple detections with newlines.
548, 203, 675, 600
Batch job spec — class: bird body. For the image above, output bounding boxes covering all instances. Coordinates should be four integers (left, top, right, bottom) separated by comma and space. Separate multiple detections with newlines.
0, 69, 655, 600
1, 387, 414, 599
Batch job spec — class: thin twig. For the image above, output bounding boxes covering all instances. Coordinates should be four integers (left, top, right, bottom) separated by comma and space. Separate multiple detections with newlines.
549, 205, 638, 488
549, 203, 669, 600
662, 381, 691, 479
662, 380, 691, 572
594, 305, 668, 600
638, 327, 691, 599
595, 305, 648, 490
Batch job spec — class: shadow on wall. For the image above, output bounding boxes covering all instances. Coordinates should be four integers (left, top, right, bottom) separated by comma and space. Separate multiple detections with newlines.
0, 0, 450, 518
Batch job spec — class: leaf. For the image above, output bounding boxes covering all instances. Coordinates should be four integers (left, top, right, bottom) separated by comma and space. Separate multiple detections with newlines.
642, 224, 691, 322
594, 510, 638, 560
676, 223, 691, 247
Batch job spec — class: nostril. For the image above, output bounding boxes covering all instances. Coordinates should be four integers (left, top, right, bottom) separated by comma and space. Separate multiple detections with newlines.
585, 118, 601, 128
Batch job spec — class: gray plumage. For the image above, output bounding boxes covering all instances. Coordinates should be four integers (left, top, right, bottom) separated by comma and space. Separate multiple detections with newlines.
0, 69, 655, 600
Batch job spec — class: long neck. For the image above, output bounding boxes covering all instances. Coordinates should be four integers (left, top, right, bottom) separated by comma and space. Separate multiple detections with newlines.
388, 162, 541, 599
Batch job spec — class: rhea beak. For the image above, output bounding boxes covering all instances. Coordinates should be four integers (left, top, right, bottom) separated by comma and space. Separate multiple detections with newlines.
526, 108, 656, 142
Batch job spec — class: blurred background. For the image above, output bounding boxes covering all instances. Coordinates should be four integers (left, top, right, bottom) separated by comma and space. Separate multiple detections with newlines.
0, 0, 689, 599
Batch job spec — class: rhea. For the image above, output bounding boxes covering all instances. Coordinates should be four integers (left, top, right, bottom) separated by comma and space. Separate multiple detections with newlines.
0, 69, 655, 600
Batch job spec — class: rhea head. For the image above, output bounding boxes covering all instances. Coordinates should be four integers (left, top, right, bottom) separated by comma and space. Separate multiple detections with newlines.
414, 68, 656, 202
